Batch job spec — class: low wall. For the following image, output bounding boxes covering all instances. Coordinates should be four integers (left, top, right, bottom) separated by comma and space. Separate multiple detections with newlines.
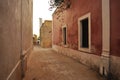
110, 55, 120, 80
53, 45, 101, 72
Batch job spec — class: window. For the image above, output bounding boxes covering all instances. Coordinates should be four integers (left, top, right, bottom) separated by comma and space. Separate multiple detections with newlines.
63, 27, 67, 45
62, 25, 67, 45
78, 13, 91, 52
81, 18, 89, 48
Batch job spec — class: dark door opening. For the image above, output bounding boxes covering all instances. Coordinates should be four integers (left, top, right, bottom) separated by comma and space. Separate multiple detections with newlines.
80, 18, 89, 48
63, 27, 67, 45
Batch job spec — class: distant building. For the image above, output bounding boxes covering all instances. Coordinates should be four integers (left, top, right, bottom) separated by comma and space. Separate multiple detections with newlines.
33, 34, 38, 45
52, 0, 120, 79
39, 18, 42, 38
40, 20, 52, 48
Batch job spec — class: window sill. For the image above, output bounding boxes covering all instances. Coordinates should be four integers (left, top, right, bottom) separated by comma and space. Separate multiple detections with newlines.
78, 47, 91, 53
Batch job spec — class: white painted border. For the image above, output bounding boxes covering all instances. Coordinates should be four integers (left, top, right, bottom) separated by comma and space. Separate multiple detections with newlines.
78, 13, 91, 52
102, 0, 110, 56
6, 60, 21, 80
100, 0, 110, 76
23, 45, 33, 55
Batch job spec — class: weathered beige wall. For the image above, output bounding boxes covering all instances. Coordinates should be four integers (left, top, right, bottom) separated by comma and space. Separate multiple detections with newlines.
21, 0, 33, 77
0, 0, 33, 80
40, 20, 52, 48
22, 0, 33, 51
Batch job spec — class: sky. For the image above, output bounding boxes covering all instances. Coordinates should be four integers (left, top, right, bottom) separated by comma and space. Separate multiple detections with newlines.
33, 0, 54, 37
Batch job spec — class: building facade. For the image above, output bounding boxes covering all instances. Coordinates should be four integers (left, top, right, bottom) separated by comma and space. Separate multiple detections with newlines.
0, 0, 33, 80
40, 20, 52, 48
39, 18, 42, 38
52, 0, 120, 79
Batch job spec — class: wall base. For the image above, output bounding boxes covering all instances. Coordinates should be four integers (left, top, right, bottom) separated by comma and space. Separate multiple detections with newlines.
100, 51, 110, 77
53, 45, 120, 80
110, 55, 120, 80
53, 45, 101, 72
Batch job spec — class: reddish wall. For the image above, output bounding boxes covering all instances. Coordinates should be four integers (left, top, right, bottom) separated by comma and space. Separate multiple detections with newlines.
110, 0, 120, 57
53, 0, 102, 55
53, 13, 62, 45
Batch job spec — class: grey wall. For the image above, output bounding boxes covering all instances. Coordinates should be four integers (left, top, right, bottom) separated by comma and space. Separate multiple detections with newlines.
0, 0, 33, 80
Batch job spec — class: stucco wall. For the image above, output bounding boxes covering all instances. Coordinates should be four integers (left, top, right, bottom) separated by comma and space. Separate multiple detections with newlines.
0, 0, 33, 80
22, 0, 33, 51
110, 0, 120, 57
53, 0, 120, 79
52, 0, 102, 75
110, 0, 120, 79
21, 0, 33, 77
53, 0, 102, 55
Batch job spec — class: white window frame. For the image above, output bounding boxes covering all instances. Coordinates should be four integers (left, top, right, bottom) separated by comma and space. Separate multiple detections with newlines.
62, 25, 67, 47
78, 13, 91, 52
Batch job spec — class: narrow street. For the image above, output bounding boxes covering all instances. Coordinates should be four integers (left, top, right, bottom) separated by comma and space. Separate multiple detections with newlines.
24, 46, 104, 80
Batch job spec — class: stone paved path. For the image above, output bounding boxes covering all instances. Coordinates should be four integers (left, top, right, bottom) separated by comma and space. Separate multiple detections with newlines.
23, 46, 105, 80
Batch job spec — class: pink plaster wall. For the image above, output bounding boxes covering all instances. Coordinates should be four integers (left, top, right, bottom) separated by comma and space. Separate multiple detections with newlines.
110, 0, 120, 57
53, 0, 102, 55
110, 0, 120, 79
